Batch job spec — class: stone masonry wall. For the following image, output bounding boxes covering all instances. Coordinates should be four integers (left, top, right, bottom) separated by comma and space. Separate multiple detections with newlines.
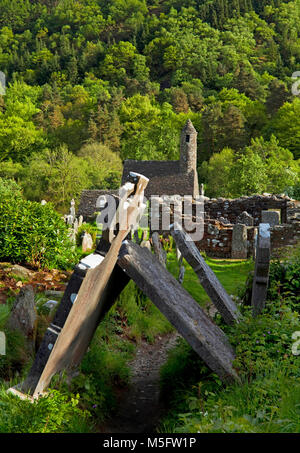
203, 194, 297, 225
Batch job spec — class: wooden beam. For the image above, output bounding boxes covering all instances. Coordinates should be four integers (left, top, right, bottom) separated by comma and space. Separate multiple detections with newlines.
170, 225, 241, 325
117, 241, 239, 384
31, 174, 148, 397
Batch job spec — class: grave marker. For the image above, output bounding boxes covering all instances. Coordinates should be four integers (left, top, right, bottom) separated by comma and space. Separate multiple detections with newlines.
261, 210, 280, 227
251, 223, 271, 317
232, 224, 248, 259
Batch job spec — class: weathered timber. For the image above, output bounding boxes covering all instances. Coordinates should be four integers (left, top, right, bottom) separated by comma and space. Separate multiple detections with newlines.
18, 241, 129, 395
32, 174, 148, 396
117, 241, 239, 384
170, 225, 241, 325
252, 223, 271, 317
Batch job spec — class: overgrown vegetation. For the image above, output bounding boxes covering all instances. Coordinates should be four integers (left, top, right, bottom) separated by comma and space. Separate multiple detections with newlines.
159, 244, 300, 433
0, 178, 78, 269
0, 0, 299, 209
0, 249, 251, 432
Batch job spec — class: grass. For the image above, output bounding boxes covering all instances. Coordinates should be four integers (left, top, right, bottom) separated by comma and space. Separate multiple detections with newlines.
158, 245, 300, 434
166, 248, 254, 307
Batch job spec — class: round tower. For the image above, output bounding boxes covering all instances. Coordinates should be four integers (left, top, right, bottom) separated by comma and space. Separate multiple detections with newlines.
180, 119, 198, 175
180, 119, 199, 197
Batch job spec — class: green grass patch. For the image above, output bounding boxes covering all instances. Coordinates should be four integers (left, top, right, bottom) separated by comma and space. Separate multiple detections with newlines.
167, 249, 253, 307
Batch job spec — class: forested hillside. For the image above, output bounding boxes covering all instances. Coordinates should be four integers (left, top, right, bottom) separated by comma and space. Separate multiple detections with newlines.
0, 0, 299, 208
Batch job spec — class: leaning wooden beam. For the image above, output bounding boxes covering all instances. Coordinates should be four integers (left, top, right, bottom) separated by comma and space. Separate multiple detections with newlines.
251, 223, 271, 317
117, 241, 239, 384
15, 242, 129, 395
170, 224, 241, 325
29, 173, 149, 397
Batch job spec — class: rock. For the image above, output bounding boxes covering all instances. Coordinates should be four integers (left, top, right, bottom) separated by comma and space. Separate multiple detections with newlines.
237, 211, 254, 227
44, 290, 64, 299
10, 264, 33, 280
8, 286, 37, 352
219, 216, 231, 225
0, 262, 12, 269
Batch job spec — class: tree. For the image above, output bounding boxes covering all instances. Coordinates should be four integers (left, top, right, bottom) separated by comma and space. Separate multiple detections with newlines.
266, 79, 289, 116
264, 98, 300, 159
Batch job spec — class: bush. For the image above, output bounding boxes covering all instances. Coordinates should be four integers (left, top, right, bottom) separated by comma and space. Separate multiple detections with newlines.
0, 179, 78, 269
0, 177, 22, 201
0, 389, 92, 433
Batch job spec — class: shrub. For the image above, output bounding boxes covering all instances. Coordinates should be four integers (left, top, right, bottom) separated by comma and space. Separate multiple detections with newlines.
0, 177, 22, 201
0, 389, 92, 433
0, 179, 78, 269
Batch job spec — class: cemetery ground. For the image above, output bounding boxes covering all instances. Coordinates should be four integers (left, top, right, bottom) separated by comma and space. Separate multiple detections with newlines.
0, 228, 299, 433
0, 240, 256, 433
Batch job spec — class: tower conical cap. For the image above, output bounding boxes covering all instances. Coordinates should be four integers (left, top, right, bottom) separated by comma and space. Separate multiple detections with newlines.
182, 119, 197, 135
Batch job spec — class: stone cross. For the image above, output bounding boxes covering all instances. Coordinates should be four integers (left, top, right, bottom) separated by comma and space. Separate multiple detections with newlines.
251, 223, 271, 317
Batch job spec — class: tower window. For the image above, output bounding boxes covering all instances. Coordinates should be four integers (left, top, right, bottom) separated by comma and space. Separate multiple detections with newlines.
186, 135, 190, 143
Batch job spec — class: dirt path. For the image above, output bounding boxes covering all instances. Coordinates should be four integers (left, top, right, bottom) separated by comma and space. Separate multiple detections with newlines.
102, 332, 180, 434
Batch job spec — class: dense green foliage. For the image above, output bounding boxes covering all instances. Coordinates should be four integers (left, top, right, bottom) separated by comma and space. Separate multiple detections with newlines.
0, 0, 299, 204
0, 178, 77, 268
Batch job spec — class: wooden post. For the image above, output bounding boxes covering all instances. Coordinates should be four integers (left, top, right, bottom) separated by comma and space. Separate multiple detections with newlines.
18, 174, 149, 397
171, 224, 241, 325
16, 246, 130, 395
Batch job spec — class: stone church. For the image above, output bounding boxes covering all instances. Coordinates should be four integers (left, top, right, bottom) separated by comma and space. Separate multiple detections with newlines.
78, 119, 199, 220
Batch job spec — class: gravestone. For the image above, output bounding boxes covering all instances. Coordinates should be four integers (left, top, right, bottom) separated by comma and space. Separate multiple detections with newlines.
82, 232, 93, 252
232, 224, 248, 259
118, 241, 239, 384
8, 286, 37, 353
251, 223, 271, 317
171, 225, 241, 325
237, 211, 254, 227
261, 210, 280, 227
